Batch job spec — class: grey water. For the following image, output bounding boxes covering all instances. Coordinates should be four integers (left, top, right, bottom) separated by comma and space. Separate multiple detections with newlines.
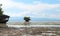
7, 21, 60, 28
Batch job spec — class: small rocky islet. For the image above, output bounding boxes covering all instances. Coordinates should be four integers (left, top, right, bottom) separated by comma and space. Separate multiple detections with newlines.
0, 4, 10, 24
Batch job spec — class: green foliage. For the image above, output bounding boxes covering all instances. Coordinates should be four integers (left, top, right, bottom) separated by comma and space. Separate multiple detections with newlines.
24, 16, 30, 20
0, 8, 3, 15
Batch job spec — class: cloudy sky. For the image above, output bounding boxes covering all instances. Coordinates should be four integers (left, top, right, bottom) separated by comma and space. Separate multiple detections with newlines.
0, 0, 60, 19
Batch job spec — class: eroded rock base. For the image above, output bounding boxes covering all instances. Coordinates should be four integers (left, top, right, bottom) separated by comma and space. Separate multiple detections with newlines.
0, 23, 8, 28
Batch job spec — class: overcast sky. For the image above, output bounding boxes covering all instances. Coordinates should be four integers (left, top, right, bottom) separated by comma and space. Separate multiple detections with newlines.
0, 0, 60, 19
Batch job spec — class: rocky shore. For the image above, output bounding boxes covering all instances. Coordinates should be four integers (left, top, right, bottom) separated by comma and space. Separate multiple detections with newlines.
0, 27, 60, 36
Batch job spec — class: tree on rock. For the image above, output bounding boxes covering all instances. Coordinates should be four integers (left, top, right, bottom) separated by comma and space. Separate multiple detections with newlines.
0, 4, 10, 24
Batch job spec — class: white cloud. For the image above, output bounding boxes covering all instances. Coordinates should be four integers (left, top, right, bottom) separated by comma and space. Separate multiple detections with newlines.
0, 0, 60, 18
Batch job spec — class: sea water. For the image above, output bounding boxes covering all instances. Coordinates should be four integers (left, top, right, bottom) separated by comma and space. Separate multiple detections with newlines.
7, 21, 60, 28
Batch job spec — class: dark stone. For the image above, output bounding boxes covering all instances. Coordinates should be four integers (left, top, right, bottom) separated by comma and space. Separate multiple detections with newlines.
24, 17, 30, 22
0, 15, 10, 23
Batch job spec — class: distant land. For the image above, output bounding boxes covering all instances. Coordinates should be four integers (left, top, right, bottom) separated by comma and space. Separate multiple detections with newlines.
9, 17, 60, 22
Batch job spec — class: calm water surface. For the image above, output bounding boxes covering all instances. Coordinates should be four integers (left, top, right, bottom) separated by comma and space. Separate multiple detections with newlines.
6, 21, 60, 28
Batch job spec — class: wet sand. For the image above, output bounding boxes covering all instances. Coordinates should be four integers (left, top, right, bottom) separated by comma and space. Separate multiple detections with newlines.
0, 27, 60, 36
0, 22, 60, 36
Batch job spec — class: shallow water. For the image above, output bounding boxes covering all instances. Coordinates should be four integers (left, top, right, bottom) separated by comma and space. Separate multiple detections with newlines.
7, 24, 60, 28
6, 22, 60, 28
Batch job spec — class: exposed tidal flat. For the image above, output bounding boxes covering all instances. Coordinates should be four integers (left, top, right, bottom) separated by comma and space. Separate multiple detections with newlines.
0, 27, 60, 36
0, 21, 60, 36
